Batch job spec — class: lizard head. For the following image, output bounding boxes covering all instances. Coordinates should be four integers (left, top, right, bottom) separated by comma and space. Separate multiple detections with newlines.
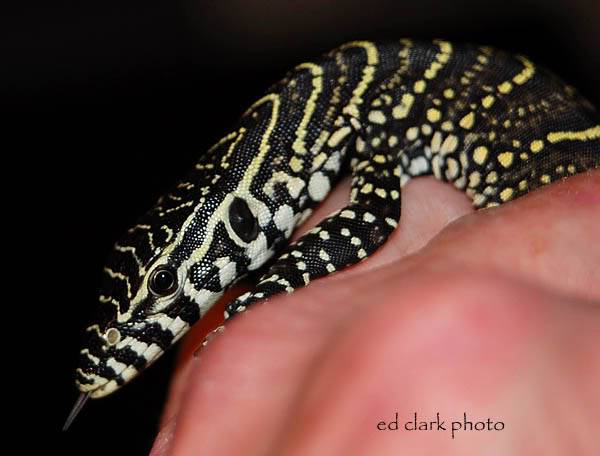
73, 187, 280, 400
66, 97, 300, 428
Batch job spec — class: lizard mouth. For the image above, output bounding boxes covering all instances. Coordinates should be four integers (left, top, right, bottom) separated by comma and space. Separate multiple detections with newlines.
77, 339, 169, 399
79, 314, 199, 398
76, 270, 227, 397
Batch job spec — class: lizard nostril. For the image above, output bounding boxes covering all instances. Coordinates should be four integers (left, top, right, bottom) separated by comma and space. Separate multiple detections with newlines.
105, 328, 121, 346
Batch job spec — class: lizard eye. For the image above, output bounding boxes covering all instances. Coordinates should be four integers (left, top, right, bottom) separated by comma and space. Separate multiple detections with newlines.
229, 197, 259, 243
149, 266, 178, 296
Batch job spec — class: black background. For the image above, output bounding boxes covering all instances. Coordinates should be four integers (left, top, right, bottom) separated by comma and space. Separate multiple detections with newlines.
6, 1, 598, 454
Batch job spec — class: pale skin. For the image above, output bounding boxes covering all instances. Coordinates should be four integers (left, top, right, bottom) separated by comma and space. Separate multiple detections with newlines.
150, 170, 600, 455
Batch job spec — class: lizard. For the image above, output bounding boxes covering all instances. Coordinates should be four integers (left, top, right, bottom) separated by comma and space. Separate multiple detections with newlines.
64, 39, 600, 429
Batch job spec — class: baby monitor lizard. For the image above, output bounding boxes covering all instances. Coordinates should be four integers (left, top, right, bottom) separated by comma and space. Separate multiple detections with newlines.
64, 39, 600, 429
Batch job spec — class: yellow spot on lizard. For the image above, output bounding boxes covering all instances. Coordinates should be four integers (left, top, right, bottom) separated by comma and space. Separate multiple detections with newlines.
473, 146, 489, 165
427, 108, 442, 123
414, 80, 426, 93
459, 112, 475, 129
500, 187, 514, 202
482, 95, 495, 108
392, 93, 415, 119
368, 110, 387, 124
530, 140, 544, 153
443, 88, 455, 99
498, 151, 514, 168
498, 81, 513, 94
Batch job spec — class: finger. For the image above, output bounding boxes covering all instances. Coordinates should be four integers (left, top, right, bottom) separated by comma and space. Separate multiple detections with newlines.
153, 170, 599, 454
404, 169, 600, 301
274, 273, 600, 455
160, 174, 473, 425
159, 269, 600, 455
296, 175, 474, 264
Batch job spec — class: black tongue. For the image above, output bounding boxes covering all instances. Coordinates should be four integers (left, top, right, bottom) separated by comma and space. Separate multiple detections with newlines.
62, 392, 90, 431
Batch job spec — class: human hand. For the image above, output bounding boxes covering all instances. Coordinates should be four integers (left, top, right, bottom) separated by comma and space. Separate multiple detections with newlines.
151, 170, 600, 455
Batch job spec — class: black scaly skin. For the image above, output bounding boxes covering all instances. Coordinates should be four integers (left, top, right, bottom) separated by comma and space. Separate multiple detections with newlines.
73, 39, 600, 400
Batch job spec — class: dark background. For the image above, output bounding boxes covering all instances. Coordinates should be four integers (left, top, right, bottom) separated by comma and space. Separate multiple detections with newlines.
6, 0, 598, 454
